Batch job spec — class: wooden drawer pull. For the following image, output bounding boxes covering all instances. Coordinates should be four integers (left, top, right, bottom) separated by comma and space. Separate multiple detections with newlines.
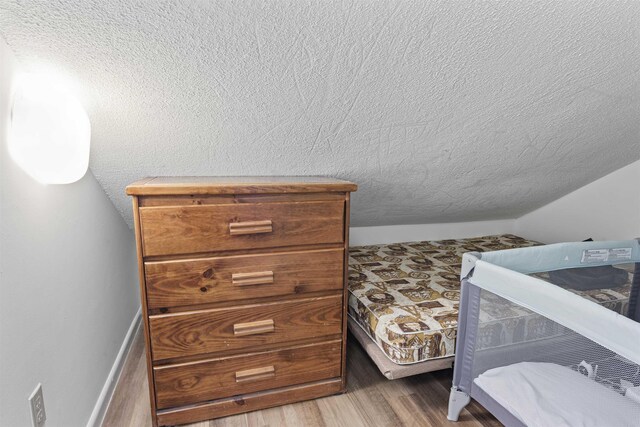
235, 365, 275, 383
231, 271, 274, 286
229, 220, 273, 235
233, 319, 275, 336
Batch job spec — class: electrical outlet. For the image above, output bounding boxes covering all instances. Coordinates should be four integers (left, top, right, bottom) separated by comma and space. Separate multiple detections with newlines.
28, 383, 46, 427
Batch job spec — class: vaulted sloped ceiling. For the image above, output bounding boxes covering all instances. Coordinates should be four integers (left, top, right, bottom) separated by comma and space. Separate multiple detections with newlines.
1, 1, 638, 227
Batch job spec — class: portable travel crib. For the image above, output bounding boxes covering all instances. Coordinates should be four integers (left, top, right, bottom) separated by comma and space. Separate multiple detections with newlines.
448, 240, 640, 427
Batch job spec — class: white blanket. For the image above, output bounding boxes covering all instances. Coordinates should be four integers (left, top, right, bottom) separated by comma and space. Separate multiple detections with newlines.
474, 362, 640, 427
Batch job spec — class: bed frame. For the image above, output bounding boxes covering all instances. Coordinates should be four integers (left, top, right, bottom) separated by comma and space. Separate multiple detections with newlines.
348, 317, 453, 379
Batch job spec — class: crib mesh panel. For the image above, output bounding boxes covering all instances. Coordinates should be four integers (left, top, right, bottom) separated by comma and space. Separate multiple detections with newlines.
532, 262, 635, 317
469, 261, 636, 375
470, 288, 640, 415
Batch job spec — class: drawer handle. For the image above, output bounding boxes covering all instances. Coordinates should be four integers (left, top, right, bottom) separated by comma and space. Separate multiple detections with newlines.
235, 365, 275, 383
229, 220, 273, 235
232, 271, 274, 286
233, 319, 275, 336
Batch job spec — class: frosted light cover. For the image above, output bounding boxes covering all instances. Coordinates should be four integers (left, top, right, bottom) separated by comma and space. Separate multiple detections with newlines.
9, 75, 90, 184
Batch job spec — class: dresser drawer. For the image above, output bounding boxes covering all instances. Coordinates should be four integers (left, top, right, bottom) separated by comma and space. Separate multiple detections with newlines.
145, 248, 344, 309
139, 200, 344, 257
149, 295, 343, 361
154, 340, 342, 409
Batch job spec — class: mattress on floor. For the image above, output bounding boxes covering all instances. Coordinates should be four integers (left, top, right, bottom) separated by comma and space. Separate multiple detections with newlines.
349, 234, 635, 365
348, 234, 541, 365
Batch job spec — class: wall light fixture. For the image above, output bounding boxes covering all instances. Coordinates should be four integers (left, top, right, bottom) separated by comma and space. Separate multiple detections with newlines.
9, 74, 90, 184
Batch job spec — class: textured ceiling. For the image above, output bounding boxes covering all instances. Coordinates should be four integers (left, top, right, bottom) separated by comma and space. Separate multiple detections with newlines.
1, 0, 639, 227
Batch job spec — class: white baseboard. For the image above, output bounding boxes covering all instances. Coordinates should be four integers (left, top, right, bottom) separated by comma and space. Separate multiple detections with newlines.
349, 219, 516, 246
87, 307, 142, 427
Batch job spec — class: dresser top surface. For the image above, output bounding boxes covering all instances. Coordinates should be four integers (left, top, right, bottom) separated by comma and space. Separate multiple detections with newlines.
126, 176, 357, 196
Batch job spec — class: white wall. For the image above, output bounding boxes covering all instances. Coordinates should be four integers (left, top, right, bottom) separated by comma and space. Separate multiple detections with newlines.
515, 160, 640, 243
350, 219, 515, 245
351, 159, 640, 246
0, 38, 139, 427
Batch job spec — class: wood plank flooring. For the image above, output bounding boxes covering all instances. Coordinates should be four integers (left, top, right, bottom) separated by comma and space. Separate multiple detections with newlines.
103, 328, 499, 427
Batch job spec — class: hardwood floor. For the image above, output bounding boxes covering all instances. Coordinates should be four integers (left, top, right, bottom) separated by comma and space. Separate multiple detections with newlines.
103, 328, 499, 427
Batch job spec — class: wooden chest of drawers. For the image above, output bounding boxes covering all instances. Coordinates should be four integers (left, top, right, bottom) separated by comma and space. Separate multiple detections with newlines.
126, 177, 356, 426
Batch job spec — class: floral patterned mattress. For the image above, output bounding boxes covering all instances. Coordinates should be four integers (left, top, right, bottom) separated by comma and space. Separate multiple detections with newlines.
348, 235, 633, 365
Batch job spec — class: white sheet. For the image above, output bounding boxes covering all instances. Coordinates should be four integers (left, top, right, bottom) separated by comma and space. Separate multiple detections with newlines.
474, 362, 640, 427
